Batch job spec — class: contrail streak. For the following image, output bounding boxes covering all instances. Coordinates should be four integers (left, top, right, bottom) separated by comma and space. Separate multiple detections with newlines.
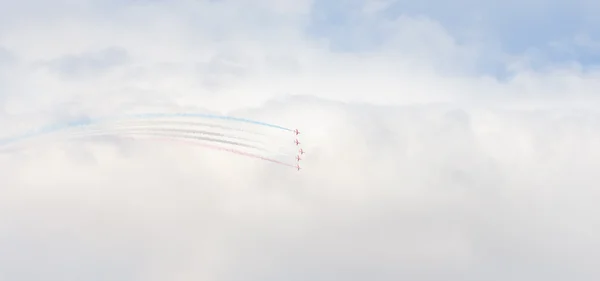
116, 135, 298, 168
64, 130, 266, 151
0, 113, 300, 168
82, 119, 268, 138
126, 113, 292, 131
62, 127, 260, 144
0, 113, 290, 146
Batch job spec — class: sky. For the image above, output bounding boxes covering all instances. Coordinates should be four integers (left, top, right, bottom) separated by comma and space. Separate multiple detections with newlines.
1, 0, 600, 280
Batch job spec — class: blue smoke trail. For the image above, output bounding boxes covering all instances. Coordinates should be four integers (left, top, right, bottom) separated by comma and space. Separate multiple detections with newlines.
128, 113, 292, 131
0, 113, 292, 146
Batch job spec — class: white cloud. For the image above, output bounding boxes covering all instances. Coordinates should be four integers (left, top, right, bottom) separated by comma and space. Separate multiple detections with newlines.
1, 0, 600, 280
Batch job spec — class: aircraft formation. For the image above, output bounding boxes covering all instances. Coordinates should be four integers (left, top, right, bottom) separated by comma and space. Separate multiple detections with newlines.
0, 112, 306, 171
294, 129, 303, 171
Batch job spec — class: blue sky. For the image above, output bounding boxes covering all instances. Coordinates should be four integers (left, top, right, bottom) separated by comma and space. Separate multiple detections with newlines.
0, 0, 599, 107
307, 0, 600, 72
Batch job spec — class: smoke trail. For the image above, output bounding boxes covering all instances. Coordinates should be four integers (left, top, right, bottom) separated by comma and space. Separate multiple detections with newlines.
126, 113, 292, 131
0, 125, 296, 158
86, 119, 291, 149
0, 133, 297, 169
71, 129, 298, 157
64, 130, 266, 151
74, 119, 268, 139
62, 127, 260, 145
106, 120, 267, 135
51, 123, 291, 154
0, 113, 300, 168
114, 135, 298, 168
0, 113, 291, 146
4, 132, 296, 168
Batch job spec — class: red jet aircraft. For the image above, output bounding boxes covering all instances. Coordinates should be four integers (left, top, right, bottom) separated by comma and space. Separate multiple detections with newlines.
294, 139, 300, 145
294, 129, 300, 135
299, 148, 304, 155
296, 155, 301, 161
295, 163, 301, 171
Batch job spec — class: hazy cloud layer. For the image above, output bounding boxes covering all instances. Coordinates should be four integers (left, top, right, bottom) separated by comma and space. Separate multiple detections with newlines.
1, 1, 600, 280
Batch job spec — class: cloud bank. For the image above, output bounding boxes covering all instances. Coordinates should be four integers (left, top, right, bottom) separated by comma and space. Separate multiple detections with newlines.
1, 0, 600, 280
